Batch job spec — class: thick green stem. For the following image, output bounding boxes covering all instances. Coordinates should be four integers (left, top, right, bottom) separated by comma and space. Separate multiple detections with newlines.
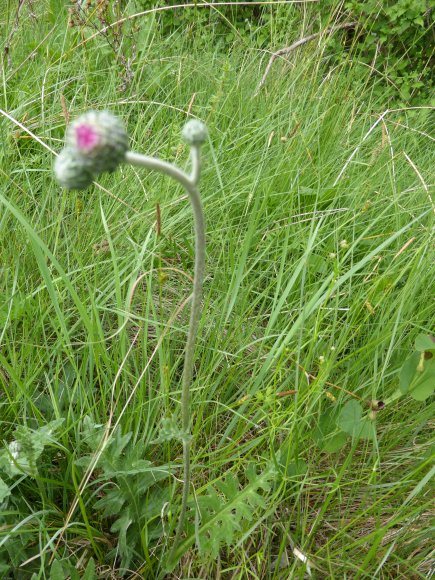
124, 149, 205, 557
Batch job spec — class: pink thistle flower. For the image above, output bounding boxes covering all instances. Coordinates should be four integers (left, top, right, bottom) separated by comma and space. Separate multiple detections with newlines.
65, 110, 129, 175
75, 123, 101, 152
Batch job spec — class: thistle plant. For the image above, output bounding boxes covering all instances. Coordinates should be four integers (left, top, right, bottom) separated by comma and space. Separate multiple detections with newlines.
54, 110, 207, 556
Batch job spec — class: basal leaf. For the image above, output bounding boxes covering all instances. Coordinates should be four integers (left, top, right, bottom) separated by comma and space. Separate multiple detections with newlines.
111, 511, 133, 556
151, 416, 190, 444
172, 465, 276, 564
0, 419, 64, 478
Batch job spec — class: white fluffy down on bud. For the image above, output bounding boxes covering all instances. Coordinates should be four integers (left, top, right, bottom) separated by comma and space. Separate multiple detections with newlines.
54, 148, 94, 190
65, 110, 129, 174
182, 119, 208, 145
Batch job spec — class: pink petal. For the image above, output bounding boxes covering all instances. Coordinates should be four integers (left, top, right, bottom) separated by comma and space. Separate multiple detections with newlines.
76, 124, 100, 151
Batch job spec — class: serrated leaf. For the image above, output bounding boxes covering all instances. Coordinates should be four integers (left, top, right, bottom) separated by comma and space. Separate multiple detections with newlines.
337, 400, 363, 435
415, 334, 435, 353
94, 487, 126, 516
81, 416, 105, 450
75, 422, 172, 570
111, 512, 133, 561
152, 416, 190, 444
98, 430, 133, 476
0, 419, 64, 477
173, 465, 276, 563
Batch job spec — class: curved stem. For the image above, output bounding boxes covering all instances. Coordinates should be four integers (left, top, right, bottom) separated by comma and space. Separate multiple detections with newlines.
124, 149, 205, 558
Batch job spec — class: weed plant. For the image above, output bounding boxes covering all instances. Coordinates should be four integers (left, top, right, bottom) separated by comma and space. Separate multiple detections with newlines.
0, 1, 434, 578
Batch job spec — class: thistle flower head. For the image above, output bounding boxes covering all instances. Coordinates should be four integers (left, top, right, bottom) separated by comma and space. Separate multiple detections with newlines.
54, 147, 94, 190
66, 110, 129, 174
182, 119, 208, 146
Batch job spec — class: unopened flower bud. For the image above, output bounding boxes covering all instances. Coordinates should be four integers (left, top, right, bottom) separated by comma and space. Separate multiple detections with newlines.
54, 148, 94, 190
182, 119, 208, 146
66, 110, 128, 174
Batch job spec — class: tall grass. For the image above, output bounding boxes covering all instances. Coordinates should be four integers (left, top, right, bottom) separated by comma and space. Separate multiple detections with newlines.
0, 1, 433, 577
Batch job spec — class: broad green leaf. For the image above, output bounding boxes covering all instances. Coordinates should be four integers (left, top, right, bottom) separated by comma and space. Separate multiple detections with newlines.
275, 445, 307, 476
415, 334, 435, 352
411, 377, 434, 401
318, 186, 337, 207
284, 459, 308, 477
337, 400, 363, 435
410, 359, 435, 401
50, 560, 65, 580
399, 351, 420, 394
312, 408, 337, 442
307, 254, 328, 274
322, 431, 348, 453
312, 408, 348, 452
82, 558, 96, 580
337, 402, 374, 440
400, 352, 434, 400
69, 569, 80, 580
356, 418, 375, 441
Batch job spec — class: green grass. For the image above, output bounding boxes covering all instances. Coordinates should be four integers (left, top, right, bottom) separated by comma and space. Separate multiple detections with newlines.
0, 1, 434, 578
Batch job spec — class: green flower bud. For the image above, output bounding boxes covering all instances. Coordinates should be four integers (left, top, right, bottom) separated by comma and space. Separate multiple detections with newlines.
54, 147, 94, 190
182, 119, 208, 146
65, 110, 129, 174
